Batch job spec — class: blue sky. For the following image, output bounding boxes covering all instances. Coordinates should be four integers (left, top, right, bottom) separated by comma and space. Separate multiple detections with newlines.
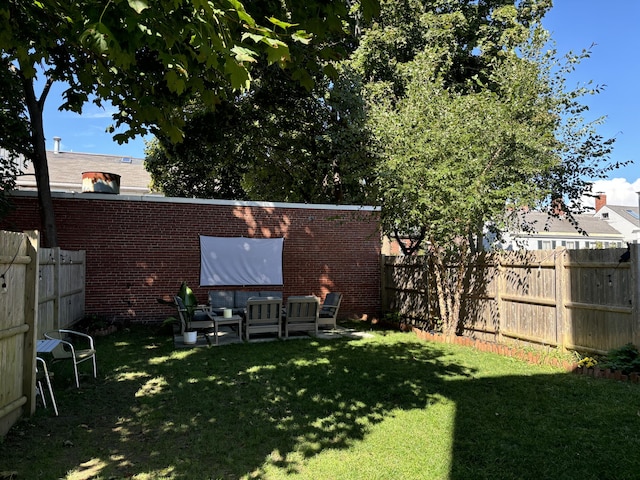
40, 1, 639, 205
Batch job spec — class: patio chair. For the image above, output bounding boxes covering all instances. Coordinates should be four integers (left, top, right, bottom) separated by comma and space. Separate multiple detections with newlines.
174, 295, 214, 336
284, 296, 320, 338
35, 356, 58, 416
245, 296, 282, 341
43, 329, 97, 388
318, 292, 343, 330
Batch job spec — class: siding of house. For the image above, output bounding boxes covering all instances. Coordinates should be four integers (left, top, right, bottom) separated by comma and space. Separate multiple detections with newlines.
2, 192, 381, 323
595, 205, 640, 243
499, 212, 625, 251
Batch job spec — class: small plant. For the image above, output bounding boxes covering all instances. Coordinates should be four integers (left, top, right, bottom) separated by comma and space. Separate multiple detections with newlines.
599, 343, 640, 375
577, 356, 598, 369
384, 311, 402, 324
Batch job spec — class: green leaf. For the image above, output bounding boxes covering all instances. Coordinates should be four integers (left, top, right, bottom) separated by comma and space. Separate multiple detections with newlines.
127, 0, 149, 14
231, 45, 257, 64
268, 16, 296, 30
225, 58, 251, 91
291, 30, 313, 45
241, 32, 265, 44
291, 68, 314, 91
226, 0, 255, 27
323, 63, 338, 79
265, 44, 290, 65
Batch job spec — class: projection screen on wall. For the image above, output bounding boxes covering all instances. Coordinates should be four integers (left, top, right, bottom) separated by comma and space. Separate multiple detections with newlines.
199, 236, 284, 286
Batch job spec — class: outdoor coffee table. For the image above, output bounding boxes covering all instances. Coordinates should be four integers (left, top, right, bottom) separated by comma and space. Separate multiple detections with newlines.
207, 312, 243, 346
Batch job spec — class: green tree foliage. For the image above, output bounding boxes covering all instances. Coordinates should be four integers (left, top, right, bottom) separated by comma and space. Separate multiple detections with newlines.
146, 62, 376, 204
0, 60, 27, 218
1, 0, 378, 245
145, 0, 377, 205
362, 0, 625, 335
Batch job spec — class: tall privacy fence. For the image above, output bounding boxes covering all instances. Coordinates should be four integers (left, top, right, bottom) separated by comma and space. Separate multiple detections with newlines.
0, 229, 85, 437
382, 244, 640, 354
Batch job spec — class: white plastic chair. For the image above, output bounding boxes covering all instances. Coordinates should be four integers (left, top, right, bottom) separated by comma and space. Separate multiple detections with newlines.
44, 329, 97, 388
36, 356, 59, 416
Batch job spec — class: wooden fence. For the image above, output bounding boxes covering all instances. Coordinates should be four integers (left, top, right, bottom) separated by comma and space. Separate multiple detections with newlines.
37, 247, 86, 334
0, 230, 39, 437
382, 244, 640, 354
0, 229, 85, 437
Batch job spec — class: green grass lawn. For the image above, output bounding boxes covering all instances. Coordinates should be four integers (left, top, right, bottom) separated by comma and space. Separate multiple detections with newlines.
2, 325, 639, 479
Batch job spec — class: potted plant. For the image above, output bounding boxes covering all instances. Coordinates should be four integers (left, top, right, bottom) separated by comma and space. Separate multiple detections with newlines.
163, 282, 200, 344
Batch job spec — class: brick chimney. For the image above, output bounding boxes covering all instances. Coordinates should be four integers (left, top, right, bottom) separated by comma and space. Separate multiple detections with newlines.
595, 192, 606, 212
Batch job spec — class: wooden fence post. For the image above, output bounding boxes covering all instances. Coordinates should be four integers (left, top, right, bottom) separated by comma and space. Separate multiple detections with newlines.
496, 258, 505, 344
380, 255, 388, 314
555, 247, 567, 351
631, 243, 640, 348
22, 231, 39, 416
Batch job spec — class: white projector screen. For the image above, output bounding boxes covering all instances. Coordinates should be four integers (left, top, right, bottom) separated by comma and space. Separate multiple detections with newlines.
199, 236, 284, 286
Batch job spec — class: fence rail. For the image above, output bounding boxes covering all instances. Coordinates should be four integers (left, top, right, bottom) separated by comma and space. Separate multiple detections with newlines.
381, 244, 640, 354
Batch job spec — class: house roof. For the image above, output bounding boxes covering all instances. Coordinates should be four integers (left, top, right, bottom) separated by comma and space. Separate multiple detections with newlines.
514, 211, 623, 238
16, 150, 155, 194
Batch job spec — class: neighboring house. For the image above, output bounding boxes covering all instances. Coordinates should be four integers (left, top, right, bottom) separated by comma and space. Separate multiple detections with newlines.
593, 192, 640, 244
496, 211, 625, 251
14, 138, 156, 195
382, 209, 626, 255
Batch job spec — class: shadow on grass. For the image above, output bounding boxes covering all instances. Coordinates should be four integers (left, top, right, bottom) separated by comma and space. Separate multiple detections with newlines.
2, 327, 640, 479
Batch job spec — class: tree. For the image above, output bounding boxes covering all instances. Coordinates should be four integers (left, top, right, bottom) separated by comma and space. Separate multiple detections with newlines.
146, 61, 376, 204
145, 0, 377, 205
362, 1, 624, 335
1, 0, 378, 246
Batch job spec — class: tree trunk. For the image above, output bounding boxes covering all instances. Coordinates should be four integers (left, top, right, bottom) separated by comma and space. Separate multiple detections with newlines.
19, 70, 58, 247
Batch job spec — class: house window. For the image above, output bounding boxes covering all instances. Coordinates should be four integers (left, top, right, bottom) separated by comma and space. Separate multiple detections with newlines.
540, 240, 552, 250
602, 212, 609, 219
566, 241, 575, 249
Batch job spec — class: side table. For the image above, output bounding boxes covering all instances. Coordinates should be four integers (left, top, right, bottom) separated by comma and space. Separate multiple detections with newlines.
207, 312, 243, 346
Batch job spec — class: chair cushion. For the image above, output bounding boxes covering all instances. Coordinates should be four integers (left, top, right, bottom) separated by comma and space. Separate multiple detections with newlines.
260, 291, 282, 298
209, 291, 234, 309
192, 310, 210, 322
234, 291, 260, 309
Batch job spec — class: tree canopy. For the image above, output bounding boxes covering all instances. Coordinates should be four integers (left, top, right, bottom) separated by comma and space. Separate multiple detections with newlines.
145, 61, 376, 204
1, 0, 378, 245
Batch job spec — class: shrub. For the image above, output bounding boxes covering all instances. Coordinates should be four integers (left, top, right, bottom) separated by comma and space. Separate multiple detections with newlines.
600, 343, 640, 375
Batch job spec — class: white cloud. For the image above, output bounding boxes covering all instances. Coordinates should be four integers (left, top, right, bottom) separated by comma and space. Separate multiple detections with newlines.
82, 106, 118, 119
583, 177, 640, 208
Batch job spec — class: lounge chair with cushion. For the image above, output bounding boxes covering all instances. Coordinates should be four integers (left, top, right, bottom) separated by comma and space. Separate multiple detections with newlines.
284, 296, 320, 338
174, 295, 213, 336
244, 297, 282, 341
318, 292, 343, 329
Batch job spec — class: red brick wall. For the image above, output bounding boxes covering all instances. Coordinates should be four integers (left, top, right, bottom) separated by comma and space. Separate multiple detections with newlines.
2, 193, 381, 323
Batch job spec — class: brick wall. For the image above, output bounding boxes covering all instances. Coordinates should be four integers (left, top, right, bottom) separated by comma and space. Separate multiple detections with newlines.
2, 192, 381, 323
